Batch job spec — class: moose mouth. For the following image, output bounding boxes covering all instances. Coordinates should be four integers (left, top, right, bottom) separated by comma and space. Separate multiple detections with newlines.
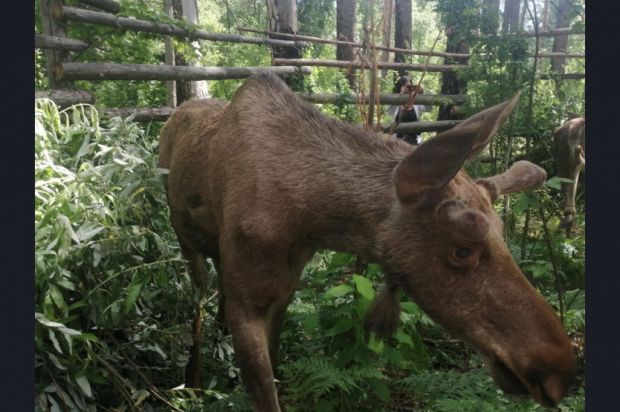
486, 357, 560, 408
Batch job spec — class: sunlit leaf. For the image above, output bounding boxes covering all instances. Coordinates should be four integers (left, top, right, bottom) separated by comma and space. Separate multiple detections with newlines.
323, 284, 353, 300
75, 374, 92, 398
352, 275, 374, 301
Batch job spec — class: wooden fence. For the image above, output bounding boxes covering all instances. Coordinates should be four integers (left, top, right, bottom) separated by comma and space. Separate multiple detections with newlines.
35, 0, 585, 129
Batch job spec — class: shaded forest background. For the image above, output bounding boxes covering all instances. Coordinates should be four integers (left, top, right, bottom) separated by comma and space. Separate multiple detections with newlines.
35, 0, 585, 410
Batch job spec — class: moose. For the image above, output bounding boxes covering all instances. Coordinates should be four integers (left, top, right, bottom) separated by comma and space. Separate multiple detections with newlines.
553, 115, 585, 237
159, 74, 576, 411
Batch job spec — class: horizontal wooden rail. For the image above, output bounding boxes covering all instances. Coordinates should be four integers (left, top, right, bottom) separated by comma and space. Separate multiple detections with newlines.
102, 107, 173, 121
538, 73, 585, 80
521, 27, 585, 37
273, 58, 467, 73
55, 62, 312, 81
238, 27, 470, 60
535, 52, 585, 59
35, 34, 88, 52
301, 93, 467, 106
99, 105, 463, 134
56, 6, 309, 48
78, 0, 120, 14
385, 120, 462, 134
35, 89, 96, 107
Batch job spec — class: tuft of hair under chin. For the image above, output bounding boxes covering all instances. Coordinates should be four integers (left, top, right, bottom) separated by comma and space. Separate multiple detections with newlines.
364, 285, 401, 340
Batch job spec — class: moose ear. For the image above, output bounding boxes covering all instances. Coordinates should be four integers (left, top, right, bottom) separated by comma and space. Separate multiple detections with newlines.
392, 94, 521, 203
456, 92, 521, 159
477, 160, 547, 202
392, 122, 482, 203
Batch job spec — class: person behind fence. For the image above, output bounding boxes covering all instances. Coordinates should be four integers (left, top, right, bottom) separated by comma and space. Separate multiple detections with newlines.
387, 76, 430, 145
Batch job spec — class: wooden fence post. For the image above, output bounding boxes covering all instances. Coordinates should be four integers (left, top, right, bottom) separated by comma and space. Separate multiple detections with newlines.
40, 0, 72, 89
164, 0, 177, 107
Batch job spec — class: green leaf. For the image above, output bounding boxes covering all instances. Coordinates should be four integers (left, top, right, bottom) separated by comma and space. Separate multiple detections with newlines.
401, 302, 423, 316
367, 333, 385, 354
323, 284, 354, 300
75, 374, 92, 398
367, 379, 390, 402
395, 329, 414, 347
365, 263, 382, 277
75, 223, 105, 242
48, 329, 62, 354
546, 176, 574, 190
48, 285, 68, 317
303, 312, 319, 334
47, 353, 67, 371
132, 389, 150, 406
352, 275, 375, 301
327, 252, 353, 270
125, 281, 144, 314
48, 394, 62, 412
35, 312, 65, 328
324, 319, 355, 336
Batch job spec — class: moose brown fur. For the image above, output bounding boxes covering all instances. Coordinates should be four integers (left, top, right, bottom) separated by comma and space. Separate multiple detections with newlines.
553, 115, 585, 237
159, 74, 576, 411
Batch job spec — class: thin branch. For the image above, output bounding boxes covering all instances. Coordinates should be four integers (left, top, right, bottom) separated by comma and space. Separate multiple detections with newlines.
520, 0, 540, 260
105, 333, 184, 411
538, 204, 566, 321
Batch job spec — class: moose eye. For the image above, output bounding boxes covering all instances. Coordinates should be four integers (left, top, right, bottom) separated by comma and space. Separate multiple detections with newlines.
449, 246, 479, 268
454, 247, 472, 260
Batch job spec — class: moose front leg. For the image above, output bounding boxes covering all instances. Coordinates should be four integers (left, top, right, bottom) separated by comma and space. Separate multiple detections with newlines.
226, 305, 281, 412
221, 242, 306, 412
266, 290, 296, 373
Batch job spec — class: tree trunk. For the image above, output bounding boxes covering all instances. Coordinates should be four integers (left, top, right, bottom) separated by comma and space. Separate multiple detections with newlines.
394, 0, 412, 77
40, 0, 72, 89
552, 0, 573, 74
541, 0, 550, 30
502, 0, 521, 34
380, 0, 393, 79
480, 0, 500, 35
173, 0, 209, 104
267, 0, 303, 89
336, 0, 357, 88
438, 4, 469, 122
519, 0, 527, 30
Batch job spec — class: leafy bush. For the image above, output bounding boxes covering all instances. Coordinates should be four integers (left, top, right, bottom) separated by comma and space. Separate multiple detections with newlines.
35, 99, 197, 410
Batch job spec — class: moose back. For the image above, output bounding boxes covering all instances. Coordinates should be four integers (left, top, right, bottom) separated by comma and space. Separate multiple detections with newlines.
159, 74, 576, 411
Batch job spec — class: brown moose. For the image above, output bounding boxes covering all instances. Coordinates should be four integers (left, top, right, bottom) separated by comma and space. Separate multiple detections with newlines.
159, 74, 576, 411
553, 115, 585, 237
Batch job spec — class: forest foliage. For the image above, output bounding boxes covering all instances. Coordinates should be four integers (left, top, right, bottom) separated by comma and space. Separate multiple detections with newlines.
35, 0, 585, 410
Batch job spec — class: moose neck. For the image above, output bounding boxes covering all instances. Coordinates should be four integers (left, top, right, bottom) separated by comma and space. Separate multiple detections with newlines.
305, 130, 413, 261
